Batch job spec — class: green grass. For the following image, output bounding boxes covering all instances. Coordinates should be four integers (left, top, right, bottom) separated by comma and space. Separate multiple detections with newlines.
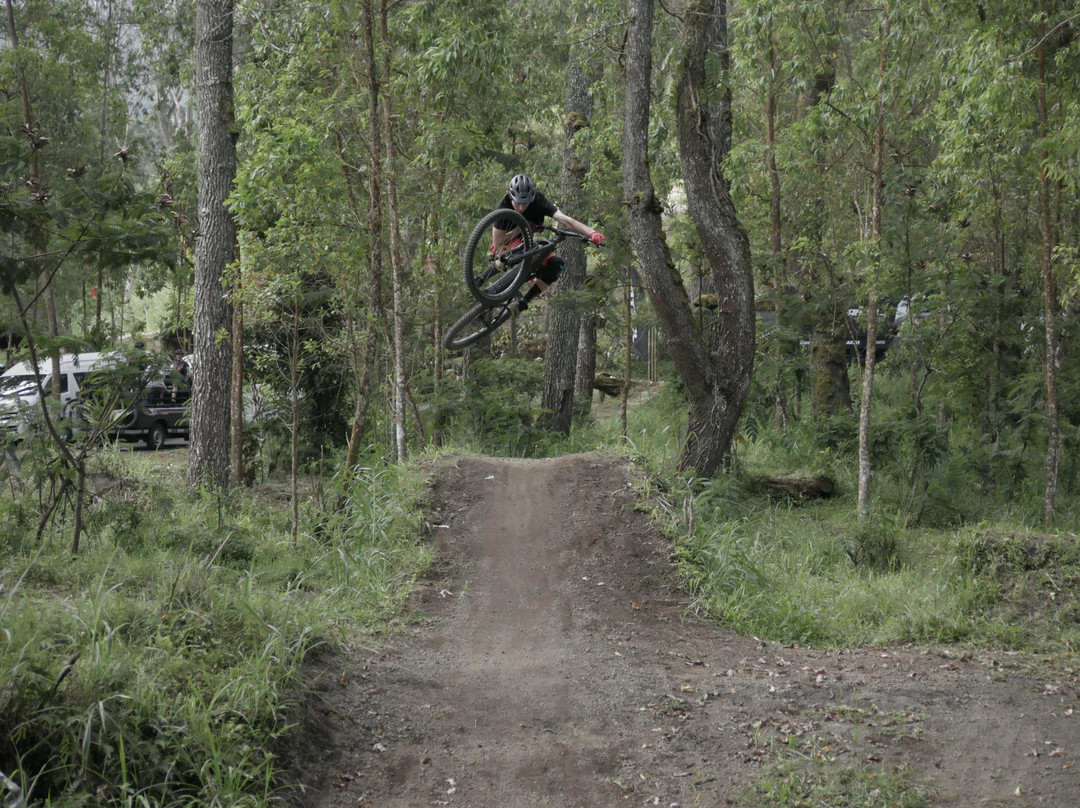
586, 379, 1078, 658
0, 453, 431, 807
656, 467, 1080, 654
590, 376, 688, 470
736, 757, 933, 807
733, 703, 934, 807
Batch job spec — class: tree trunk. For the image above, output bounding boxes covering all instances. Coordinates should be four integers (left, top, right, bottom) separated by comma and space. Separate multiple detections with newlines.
621, 0, 754, 477
381, 1, 408, 462
856, 291, 880, 520
764, 23, 782, 264
230, 268, 244, 486
333, 133, 379, 472
810, 316, 852, 415
343, 0, 385, 472
625, 0, 696, 468
621, 261, 632, 439
574, 314, 597, 409
289, 297, 300, 541
4, 0, 60, 390
1036, 26, 1059, 526
856, 8, 889, 522
622, 3, 687, 383
675, 0, 755, 474
188, 0, 236, 489
797, 41, 849, 419
541, 50, 594, 434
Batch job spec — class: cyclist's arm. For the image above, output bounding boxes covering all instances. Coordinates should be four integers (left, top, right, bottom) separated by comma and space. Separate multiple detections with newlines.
551, 210, 598, 240
491, 225, 513, 251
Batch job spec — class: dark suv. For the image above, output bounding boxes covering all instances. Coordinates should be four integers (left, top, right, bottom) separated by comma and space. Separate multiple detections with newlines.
112, 379, 190, 449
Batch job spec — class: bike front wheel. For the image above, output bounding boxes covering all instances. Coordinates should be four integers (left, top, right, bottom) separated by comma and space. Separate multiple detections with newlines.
442, 302, 514, 351
463, 208, 533, 305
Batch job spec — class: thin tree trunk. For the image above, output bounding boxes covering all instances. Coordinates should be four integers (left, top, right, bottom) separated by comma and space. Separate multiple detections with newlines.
427, 166, 448, 387
290, 298, 300, 541
796, 37, 849, 419
4, 0, 60, 387
9, 286, 86, 553
344, 0, 386, 470
575, 314, 597, 407
230, 265, 244, 486
189, 0, 236, 488
380, 0, 407, 462
542, 49, 595, 434
857, 9, 889, 522
764, 24, 782, 262
622, 262, 632, 439
345, 323, 379, 470
764, 23, 786, 430
1036, 22, 1059, 526
333, 131, 379, 472
5, 0, 88, 550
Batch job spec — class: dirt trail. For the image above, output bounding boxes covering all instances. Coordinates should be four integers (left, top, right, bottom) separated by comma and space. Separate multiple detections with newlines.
291, 453, 1080, 807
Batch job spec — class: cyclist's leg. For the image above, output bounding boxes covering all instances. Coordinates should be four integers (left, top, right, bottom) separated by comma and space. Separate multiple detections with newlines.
514, 256, 565, 312
526, 256, 564, 300
536, 255, 565, 286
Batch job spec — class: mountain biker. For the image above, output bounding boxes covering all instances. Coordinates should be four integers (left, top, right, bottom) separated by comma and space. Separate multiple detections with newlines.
491, 173, 604, 313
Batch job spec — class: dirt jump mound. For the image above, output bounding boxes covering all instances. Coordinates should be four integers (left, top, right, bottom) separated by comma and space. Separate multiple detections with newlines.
294, 453, 1080, 807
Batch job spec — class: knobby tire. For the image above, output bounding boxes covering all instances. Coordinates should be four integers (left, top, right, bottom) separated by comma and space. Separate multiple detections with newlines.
442, 302, 513, 351
463, 208, 533, 306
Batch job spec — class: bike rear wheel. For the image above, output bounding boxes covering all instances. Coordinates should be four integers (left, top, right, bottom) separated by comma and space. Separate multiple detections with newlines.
442, 302, 514, 351
463, 208, 533, 305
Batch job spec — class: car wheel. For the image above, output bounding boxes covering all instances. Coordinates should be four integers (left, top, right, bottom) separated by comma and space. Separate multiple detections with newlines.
146, 422, 167, 450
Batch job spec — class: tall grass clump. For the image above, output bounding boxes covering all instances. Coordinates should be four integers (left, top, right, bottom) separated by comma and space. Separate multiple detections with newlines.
592, 371, 687, 470
0, 452, 430, 807
666, 467, 983, 647
653, 397, 1078, 652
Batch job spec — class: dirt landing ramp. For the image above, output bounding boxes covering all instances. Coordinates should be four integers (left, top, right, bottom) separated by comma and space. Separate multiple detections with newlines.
295, 453, 1080, 807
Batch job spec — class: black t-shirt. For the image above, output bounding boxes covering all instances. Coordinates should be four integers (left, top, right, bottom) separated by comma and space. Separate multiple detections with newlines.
494, 190, 558, 232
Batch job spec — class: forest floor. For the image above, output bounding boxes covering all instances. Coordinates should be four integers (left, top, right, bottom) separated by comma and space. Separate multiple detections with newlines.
280, 452, 1080, 807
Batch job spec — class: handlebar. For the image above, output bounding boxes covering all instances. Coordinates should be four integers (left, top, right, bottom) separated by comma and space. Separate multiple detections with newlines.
493, 227, 601, 265
535, 226, 603, 246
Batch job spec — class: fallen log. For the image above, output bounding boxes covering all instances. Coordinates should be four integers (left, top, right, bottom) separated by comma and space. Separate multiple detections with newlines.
593, 372, 628, 398
751, 475, 836, 501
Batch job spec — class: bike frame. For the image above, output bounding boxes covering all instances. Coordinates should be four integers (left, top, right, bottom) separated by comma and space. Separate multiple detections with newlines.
493, 227, 579, 299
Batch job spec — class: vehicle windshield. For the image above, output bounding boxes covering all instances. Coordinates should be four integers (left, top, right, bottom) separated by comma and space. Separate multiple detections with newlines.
0, 374, 44, 398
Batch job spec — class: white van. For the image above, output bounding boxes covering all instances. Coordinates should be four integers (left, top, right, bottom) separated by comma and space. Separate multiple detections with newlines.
0, 352, 120, 434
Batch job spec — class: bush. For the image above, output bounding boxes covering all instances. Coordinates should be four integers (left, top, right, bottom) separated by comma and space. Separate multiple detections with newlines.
436, 357, 550, 456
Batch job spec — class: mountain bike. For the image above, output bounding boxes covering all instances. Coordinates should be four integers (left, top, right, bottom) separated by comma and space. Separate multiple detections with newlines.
442, 208, 598, 351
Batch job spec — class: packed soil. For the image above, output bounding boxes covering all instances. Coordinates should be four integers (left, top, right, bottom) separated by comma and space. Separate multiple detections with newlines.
286, 452, 1080, 807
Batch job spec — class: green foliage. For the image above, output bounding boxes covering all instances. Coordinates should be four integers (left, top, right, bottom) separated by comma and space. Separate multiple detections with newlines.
589, 371, 688, 468
436, 357, 552, 456
952, 528, 1080, 650
0, 458, 430, 807
842, 516, 904, 572
737, 756, 932, 807
627, 361, 1079, 654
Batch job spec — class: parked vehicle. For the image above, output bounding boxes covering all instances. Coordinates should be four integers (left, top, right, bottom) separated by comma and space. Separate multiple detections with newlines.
110, 376, 191, 450
845, 298, 911, 363
0, 352, 121, 435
